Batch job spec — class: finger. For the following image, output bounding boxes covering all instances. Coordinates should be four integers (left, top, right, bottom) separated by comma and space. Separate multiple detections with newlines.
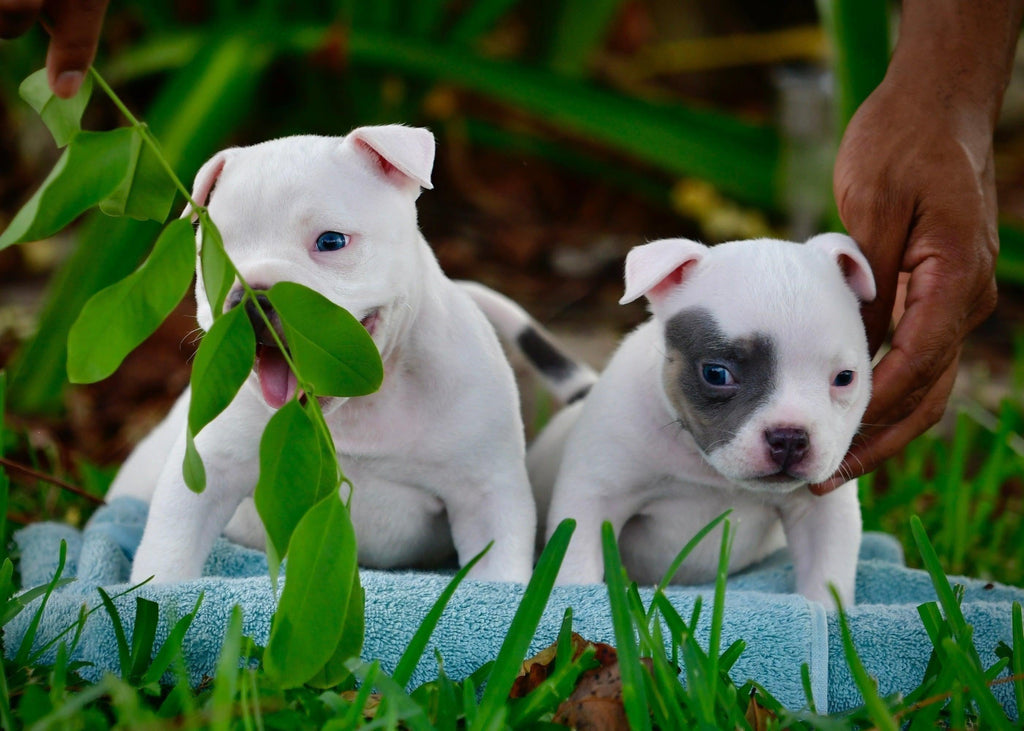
809, 354, 958, 495
0, 0, 44, 38
859, 261, 967, 430
42, 0, 109, 98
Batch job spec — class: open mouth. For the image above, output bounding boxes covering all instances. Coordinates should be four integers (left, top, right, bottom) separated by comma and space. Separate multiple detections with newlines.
360, 307, 381, 336
253, 307, 382, 409
255, 341, 299, 410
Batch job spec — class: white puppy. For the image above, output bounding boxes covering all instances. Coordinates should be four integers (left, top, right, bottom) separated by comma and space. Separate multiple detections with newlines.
107, 125, 536, 584
465, 234, 874, 607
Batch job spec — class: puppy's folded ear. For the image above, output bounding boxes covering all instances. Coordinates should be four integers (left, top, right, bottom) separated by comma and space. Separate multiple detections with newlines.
180, 149, 234, 221
805, 233, 876, 302
619, 238, 708, 309
347, 124, 435, 193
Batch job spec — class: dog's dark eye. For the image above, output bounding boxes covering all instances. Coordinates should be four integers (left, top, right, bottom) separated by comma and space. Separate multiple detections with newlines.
833, 370, 855, 387
316, 231, 349, 252
701, 363, 735, 387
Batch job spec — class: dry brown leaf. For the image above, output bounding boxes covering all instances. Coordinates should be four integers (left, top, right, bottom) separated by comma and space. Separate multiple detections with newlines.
744, 688, 777, 731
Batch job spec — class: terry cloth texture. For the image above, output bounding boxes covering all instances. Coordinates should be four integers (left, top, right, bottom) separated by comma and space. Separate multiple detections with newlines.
6, 497, 1023, 717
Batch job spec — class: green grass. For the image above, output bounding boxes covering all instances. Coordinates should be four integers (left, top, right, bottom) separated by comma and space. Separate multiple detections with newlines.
1, 400, 1022, 728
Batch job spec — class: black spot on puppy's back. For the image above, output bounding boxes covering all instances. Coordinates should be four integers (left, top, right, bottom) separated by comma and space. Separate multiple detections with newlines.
662, 308, 776, 453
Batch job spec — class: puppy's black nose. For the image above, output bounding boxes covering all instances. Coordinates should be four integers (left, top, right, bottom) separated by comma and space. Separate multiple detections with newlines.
765, 427, 810, 470
244, 294, 276, 345
225, 288, 245, 311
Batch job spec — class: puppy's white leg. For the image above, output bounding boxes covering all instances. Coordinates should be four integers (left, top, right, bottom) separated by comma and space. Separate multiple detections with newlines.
781, 481, 862, 609
545, 472, 645, 586
446, 466, 536, 583
130, 398, 265, 584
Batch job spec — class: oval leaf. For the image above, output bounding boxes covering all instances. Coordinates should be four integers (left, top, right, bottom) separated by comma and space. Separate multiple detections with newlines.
99, 129, 178, 223
199, 215, 234, 320
19, 68, 93, 148
0, 128, 135, 251
265, 493, 360, 688
187, 303, 255, 436
267, 282, 383, 397
183, 429, 206, 493
253, 400, 323, 561
67, 217, 195, 383
307, 580, 364, 689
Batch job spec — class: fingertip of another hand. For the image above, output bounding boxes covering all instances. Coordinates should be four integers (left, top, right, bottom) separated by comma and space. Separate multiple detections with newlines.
50, 69, 84, 99
808, 479, 842, 496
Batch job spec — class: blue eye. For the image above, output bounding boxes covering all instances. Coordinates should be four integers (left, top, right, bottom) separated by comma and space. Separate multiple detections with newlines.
701, 364, 735, 387
833, 370, 855, 387
316, 231, 348, 252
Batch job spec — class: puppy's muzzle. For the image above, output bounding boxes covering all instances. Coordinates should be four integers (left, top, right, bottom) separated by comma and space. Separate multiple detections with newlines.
224, 289, 285, 346
765, 427, 809, 472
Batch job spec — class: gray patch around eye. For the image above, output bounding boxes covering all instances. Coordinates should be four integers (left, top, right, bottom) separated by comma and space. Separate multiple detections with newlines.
662, 307, 776, 453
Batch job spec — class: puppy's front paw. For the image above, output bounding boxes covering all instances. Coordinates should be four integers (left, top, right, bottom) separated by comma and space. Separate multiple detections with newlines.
800, 581, 853, 612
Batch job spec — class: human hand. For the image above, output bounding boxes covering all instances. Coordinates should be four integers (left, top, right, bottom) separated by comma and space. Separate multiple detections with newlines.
809, 71, 1000, 495
0, 0, 109, 98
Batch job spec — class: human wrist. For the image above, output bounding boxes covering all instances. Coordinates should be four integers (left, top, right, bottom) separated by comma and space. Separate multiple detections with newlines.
885, 0, 1023, 130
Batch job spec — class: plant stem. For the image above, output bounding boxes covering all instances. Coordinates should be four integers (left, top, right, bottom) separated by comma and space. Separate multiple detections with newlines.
89, 65, 337, 455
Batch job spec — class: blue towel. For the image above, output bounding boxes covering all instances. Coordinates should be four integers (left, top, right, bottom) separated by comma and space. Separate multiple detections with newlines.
6, 497, 1022, 717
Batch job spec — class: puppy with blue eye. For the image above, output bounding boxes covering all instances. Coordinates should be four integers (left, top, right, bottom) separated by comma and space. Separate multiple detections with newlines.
107, 125, 536, 585
464, 235, 875, 608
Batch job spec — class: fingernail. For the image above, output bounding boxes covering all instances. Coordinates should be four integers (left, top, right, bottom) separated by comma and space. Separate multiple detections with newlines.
54, 71, 84, 99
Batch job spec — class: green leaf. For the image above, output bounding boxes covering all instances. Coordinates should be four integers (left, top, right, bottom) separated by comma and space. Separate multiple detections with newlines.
66, 216, 194, 383
253, 400, 323, 561
199, 215, 234, 319
267, 281, 383, 397
187, 304, 255, 436
99, 128, 178, 222
265, 493, 360, 688
19, 68, 93, 147
183, 430, 206, 494
307, 579, 365, 689
7, 35, 276, 414
0, 129, 135, 251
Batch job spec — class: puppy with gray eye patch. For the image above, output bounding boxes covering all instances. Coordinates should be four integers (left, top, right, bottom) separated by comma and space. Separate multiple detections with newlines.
464, 234, 875, 608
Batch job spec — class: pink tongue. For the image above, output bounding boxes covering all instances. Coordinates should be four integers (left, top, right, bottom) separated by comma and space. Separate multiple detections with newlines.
257, 348, 297, 409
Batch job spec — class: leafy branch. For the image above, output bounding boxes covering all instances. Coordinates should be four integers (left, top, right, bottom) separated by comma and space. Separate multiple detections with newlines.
1, 65, 383, 688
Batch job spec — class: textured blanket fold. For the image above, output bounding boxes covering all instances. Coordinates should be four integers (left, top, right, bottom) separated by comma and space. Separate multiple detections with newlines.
6, 497, 1022, 716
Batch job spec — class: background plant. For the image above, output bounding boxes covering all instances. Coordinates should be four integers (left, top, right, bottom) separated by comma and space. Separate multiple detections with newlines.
0, 0, 1023, 727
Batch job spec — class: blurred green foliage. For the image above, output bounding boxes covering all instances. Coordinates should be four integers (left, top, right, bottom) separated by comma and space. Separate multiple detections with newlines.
1, 0, 1023, 413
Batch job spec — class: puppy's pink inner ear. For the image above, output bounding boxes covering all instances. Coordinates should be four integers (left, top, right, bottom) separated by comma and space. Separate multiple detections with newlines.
194, 157, 226, 208
648, 262, 692, 302
837, 253, 876, 302
356, 140, 403, 182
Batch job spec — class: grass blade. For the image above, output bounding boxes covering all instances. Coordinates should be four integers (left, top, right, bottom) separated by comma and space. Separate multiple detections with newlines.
655, 509, 730, 594
910, 516, 980, 665
601, 520, 652, 731
392, 545, 488, 687
1013, 601, 1023, 721
127, 597, 160, 683
473, 519, 574, 730
141, 593, 204, 686
94, 587, 132, 679
209, 604, 243, 731
831, 586, 899, 731
15, 540, 70, 666
939, 638, 1015, 729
